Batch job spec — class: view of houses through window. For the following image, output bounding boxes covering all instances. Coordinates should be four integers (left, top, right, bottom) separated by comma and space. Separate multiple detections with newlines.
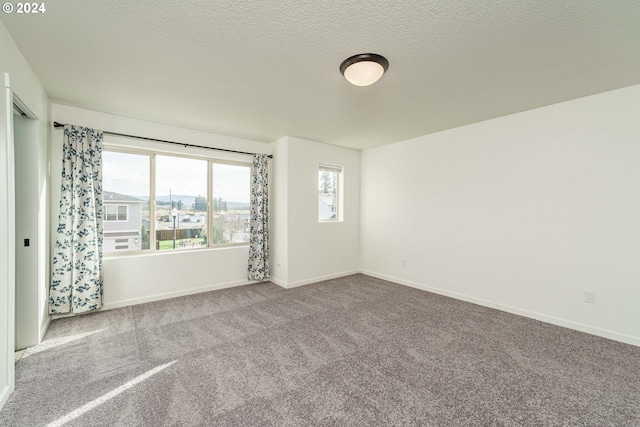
155, 155, 208, 251
103, 151, 151, 253
102, 149, 251, 254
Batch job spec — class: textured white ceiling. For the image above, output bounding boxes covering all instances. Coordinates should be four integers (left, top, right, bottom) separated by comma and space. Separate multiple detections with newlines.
2, 1, 639, 149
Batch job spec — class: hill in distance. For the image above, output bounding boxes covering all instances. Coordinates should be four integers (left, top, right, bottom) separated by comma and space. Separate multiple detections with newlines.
136, 194, 249, 210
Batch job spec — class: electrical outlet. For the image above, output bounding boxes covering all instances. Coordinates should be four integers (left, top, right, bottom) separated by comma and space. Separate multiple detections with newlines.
583, 290, 595, 304
401, 259, 406, 267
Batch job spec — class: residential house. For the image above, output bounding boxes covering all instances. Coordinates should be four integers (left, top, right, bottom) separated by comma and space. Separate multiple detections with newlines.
103, 191, 144, 252
318, 193, 337, 220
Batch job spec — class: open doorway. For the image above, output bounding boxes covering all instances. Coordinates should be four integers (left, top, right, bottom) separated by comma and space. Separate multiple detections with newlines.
12, 99, 40, 352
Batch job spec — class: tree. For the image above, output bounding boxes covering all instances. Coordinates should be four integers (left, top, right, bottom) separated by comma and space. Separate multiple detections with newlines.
213, 197, 227, 212
177, 200, 183, 210
224, 214, 246, 243
320, 171, 336, 195
212, 220, 227, 243
141, 224, 149, 250
193, 195, 207, 212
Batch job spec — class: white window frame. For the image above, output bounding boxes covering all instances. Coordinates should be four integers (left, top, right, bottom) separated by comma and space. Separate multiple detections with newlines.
318, 163, 343, 223
102, 145, 252, 256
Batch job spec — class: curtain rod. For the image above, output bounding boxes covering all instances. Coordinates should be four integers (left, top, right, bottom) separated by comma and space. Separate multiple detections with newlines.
53, 122, 272, 158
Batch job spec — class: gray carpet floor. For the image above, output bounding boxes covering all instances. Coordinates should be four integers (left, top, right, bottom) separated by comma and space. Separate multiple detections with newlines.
1, 274, 639, 426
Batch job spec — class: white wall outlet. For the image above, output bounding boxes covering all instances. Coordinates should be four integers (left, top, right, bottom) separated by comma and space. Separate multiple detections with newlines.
583, 290, 595, 303
401, 259, 406, 267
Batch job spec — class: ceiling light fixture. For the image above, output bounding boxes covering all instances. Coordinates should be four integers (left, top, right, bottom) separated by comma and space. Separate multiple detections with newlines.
340, 53, 389, 87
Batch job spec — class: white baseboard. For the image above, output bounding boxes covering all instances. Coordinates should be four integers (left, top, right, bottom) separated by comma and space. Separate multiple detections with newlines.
101, 279, 254, 311
360, 269, 640, 348
269, 277, 287, 288
0, 383, 12, 413
101, 270, 360, 310
278, 270, 360, 289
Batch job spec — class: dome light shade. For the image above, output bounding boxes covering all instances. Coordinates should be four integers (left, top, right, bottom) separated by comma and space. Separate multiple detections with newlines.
340, 53, 389, 86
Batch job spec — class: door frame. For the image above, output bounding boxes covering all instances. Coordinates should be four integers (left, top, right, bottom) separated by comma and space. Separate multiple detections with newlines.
0, 72, 16, 410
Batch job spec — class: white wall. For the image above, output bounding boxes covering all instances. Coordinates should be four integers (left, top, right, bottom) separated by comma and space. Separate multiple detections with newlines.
361, 84, 640, 346
271, 136, 360, 288
270, 137, 289, 285
0, 21, 50, 411
51, 104, 272, 309
50, 109, 361, 304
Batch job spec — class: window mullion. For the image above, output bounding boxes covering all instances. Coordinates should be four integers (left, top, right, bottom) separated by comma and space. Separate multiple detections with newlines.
150, 153, 157, 251
208, 159, 213, 248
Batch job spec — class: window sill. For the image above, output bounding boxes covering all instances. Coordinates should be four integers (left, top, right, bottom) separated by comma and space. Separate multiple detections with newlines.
103, 243, 249, 259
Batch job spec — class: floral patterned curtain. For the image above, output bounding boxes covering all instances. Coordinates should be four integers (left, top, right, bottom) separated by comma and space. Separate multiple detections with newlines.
50, 125, 104, 314
248, 154, 270, 280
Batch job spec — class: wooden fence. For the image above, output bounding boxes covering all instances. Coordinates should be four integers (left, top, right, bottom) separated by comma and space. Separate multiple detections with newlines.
156, 228, 204, 241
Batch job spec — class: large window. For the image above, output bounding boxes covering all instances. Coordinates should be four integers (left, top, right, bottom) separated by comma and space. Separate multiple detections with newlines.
102, 148, 251, 254
319, 164, 342, 222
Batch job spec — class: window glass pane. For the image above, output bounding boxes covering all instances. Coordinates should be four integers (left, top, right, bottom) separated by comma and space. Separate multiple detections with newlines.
212, 163, 250, 244
117, 205, 127, 220
103, 151, 151, 253
319, 164, 341, 221
105, 205, 117, 221
156, 155, 208, 251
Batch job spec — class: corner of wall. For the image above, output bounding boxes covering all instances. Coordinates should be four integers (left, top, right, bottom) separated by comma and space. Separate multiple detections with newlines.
359, 85, 640, 347
270, 137, 289, 286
